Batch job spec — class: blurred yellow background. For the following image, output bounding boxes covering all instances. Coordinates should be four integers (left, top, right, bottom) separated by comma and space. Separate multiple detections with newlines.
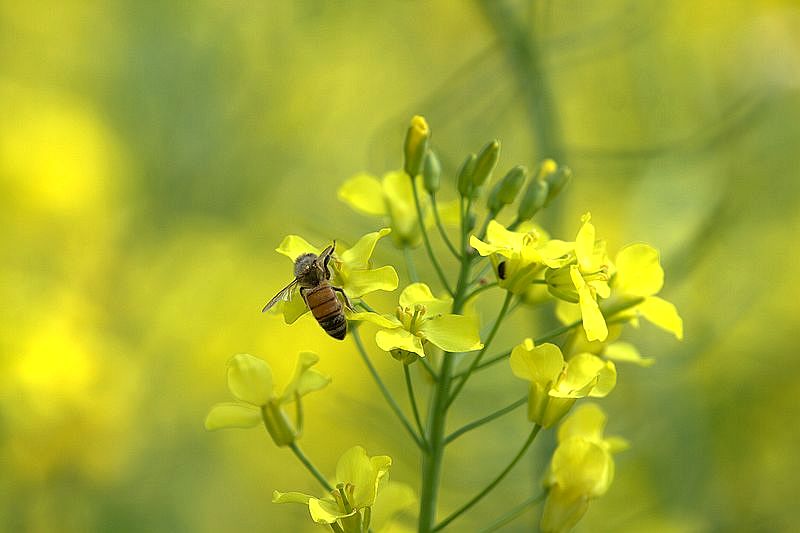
2, 1, 799, 531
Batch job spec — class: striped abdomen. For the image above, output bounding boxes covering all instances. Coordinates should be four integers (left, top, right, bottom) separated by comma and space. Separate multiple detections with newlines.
304, 283, 347, 340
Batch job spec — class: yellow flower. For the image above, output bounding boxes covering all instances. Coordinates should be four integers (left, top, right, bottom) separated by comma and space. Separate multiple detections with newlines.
470, 220, 573, 294
338, 171, 427, 247
545, 213, 611, 342
273, 446, 414, 532
348, 283, 482, 361
611, 243, 684, 339
541, 403, 628, 533
204, 352, 330, 446
273, 228, 399, 324
509, 339, 616, 428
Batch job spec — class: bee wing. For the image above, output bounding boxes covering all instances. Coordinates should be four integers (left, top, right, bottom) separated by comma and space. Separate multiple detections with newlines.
261, 279, 299, 313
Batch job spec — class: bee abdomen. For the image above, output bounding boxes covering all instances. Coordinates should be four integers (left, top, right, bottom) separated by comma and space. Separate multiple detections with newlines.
305, 285, 347, 340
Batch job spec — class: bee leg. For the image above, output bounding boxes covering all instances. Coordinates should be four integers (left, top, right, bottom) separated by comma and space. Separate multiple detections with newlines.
332, 286, 354, 310
299, 287, 310, 307
321, 242, 335, 279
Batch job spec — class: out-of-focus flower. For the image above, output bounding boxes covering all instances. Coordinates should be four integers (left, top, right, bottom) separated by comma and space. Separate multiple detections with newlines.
470, 221, 573, 294
273, 228, 399, 324
348, 283, 482, 362
204, 352, 329, 446
338, 171, 427, 247
611, 243, 684, 340
273, 446, 413, 533
541, 403, 628, 533
510, 339, 616, 428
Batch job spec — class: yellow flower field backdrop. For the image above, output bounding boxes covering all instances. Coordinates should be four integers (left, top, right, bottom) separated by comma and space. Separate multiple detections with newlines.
2, 1, 799, 531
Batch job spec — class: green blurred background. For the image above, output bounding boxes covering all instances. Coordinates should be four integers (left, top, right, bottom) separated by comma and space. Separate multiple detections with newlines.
2, 1, 799, 531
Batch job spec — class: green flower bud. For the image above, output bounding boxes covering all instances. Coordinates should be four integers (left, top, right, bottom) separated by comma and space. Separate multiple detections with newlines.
457, 153, 477, 197
404, 115, 430, 177
544, 165, 572, 207
487, 165, 527, 212
261, 402, 297, 447
471, 140, 500, 188
545, 266, 579, 303
518, 178, 550, 221
423, 149, 441, 194
390, 348, 420, 365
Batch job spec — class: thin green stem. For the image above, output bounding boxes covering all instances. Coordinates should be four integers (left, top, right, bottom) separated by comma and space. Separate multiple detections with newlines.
447, 292, 514, 407
469, 262, 493, 286
404, 364, 428, 450
433, 425, 542, 531
445, 395, 527, 444
357, 300, 377, 313
411, 176, 454, 296
330, 522, 345, 533
403, 246, 419, 282
418, 196, 474, 531
419, 357, 439, 382
431, 194, 460, 259
288, 442, 332, 492
463, 281, 499, 303
352, 328, 425, 450
478, 491, 547, 533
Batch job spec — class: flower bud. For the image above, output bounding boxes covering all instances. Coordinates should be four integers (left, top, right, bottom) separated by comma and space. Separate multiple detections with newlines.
422, 149, 441, 194
390, 348, 420, 365
544, 165, 572, 207
471, 140, 500, 188
487, 165, 527, 212
545, 266, 580, 303
456, 153, 477, 197
403, 115, 430, 177
518, 178, 549, 221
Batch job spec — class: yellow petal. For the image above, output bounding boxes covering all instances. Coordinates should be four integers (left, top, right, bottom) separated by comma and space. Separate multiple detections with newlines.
272, 490, 313, 505
549, 438, 614, 496
551, 353, 613, 399
604, 341, 655, 367
589, 360, 617, 398
346, 310, 402, 329
572, 267, 608, 342
399, 282, 452, 315
279, 352, 331, 402
638, 296, 683, 339
420, 314, 483, 353
437, 198, 461, 226
227, 354, 273, 405
469, 235, 513, 258
614, 243, 664, 297
276, 234, 321, 261
371, 482, 417, 532
557, 402, 607, 444
204, 403, 261, 430
281, 296, 309, 325
344, 266, 399, 299
335, 446, 391, 509
337, 173, 387, 216
376, 329, 425, 358
383, 170, 421, 243
339, 228, 392, 269
509, 339, 564, 386
309, 497, 354, 523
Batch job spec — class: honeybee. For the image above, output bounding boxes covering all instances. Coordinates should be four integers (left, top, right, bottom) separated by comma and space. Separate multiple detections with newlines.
262, 242, 352, 340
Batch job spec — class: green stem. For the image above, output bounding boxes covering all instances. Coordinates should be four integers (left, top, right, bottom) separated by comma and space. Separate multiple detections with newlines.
433, 425, 542, 531
404, 364, 428, 450
288, 442, 332, 492
478, 491, 547, 533
419, 357, 439, 382
403, 246, 419, 282
418, 200, 474, 532
352, 328, 425, 450
445, 395, 527, 444
411, 176, 454, 296
463, 281, 499, 304
447, 292, 514, 407
431, 194, 460, 259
